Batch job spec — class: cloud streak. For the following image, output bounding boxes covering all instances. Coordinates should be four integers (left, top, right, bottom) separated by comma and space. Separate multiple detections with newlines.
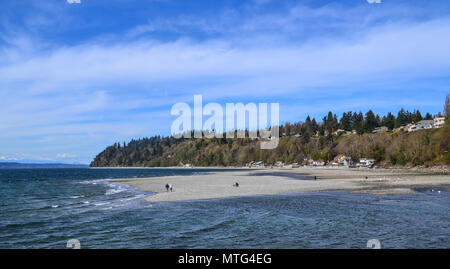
2, 18, 450, 96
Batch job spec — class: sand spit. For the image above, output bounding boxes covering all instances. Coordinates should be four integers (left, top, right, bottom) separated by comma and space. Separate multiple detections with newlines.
111, 167, 450, 202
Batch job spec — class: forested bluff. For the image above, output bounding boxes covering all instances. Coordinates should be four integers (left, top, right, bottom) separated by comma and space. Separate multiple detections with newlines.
91, 108, 450, 168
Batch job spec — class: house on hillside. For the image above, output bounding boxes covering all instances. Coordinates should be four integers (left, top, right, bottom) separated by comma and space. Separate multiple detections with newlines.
408, 120, 435, 132
358, 158, 375, 167
303, 158, 312, 165
248, 161, 265, 168
332, 154, 353, 166
433, 117, 445, 128
393, 126, 405, 132
311, 159, 325, 166
274, 161, 285, 167
332, 154, 345, 164
372, 126, 388, 133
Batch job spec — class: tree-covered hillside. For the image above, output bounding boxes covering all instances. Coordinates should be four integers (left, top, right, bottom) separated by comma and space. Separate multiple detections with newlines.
90, 109, 450, 168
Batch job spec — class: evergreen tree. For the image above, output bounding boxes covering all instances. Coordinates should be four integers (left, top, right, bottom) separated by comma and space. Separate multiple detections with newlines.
396, 108, 408, 127
333, 114, 338, 130
364, 110, 378, 133
413, 110, 423, 122
311, 118, 318, 134
352, 112, 364, 133
325, 111, 334, 133
339, 111, 351, 131
381, 112, 396, 130
304, 116, 312, 135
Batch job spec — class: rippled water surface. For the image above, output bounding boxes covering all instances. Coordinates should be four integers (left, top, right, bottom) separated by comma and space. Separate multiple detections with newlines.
0, 168, 448, 248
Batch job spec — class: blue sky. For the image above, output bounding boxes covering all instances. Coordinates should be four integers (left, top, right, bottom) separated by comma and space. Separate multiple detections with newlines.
0, 0, 449, 164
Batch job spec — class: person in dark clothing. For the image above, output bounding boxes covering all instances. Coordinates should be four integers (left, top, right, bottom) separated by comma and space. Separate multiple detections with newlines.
165, 184, 169, 192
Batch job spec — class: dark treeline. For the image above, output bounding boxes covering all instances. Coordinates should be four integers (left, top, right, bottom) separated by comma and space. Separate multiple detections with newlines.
280, 108, 435, 137
91, 106, 450, 168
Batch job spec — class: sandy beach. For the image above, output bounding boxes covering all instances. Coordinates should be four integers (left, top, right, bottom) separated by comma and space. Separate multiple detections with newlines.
111, 167, 450, 202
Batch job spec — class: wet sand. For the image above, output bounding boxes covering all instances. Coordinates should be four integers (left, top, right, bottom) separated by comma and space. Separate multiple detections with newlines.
111, 167, 450, 202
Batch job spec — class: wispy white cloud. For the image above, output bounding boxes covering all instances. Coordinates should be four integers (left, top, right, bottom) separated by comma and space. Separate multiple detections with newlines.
2, 18, 450, 94
67, 0, 81, 4
0, 156, 18, 161
56, 153, 77, 158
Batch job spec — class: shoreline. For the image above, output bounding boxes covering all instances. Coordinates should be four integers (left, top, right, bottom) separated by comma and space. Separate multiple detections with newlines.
111, 167, 450, 202
91, 165, 450, 176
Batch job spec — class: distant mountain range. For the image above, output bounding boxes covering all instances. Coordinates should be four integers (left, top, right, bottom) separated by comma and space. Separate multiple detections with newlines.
0, 162, 89, 169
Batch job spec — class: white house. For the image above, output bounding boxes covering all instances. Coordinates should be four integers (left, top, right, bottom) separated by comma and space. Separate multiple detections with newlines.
274, 161, 285, 167
248, 161, 265, 168
359, 158, 375, 167
433, 117, 445, 128
311, 160, 325, 166
408, 120, 435, 132
291, 163, 300, 168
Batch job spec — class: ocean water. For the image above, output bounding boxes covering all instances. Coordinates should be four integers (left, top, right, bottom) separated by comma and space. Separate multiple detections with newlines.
0, 168, 448, 249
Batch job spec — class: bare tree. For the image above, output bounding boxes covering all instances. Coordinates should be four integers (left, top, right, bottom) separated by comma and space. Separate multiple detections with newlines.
445, 94, 450, 117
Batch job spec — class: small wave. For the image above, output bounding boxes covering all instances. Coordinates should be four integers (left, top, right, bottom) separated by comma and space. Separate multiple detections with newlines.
69, 195, 85, 199
182, 217, 236, 235
105, 187, 126, 195
79, 179, 108, 185
192, 172, 209, 176
94, 202, 110, 206
413, 186, 449, 193
121, 196, 144, 202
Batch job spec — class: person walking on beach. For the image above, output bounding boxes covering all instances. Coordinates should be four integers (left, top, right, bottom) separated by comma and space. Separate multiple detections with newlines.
169, 184, 174, 192
165, 183, 169, 192
233, 182, 239, 187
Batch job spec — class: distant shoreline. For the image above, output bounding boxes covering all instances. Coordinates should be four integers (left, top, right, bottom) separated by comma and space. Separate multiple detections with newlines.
0, 162, 89, 169
90, 165, 449, 172
89, 166, 250, 170
111, 167, 450, 202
